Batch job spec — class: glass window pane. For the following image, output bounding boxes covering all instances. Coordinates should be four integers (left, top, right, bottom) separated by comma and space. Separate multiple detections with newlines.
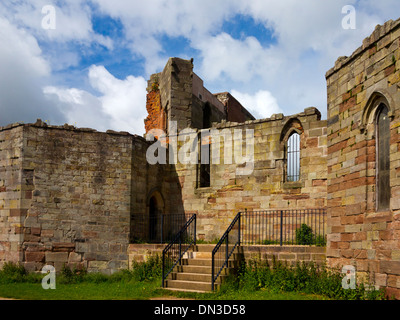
199, 133, 210, 188
287, 132, 300, 182
377, 104, 390, 210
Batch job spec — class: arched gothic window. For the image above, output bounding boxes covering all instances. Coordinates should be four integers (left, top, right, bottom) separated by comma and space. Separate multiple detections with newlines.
287, 132, 300, 182
198, 132, 210, 188
376, 103, 390, 210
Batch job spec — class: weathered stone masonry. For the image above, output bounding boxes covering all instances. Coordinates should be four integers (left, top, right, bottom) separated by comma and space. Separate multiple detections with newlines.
326, 19, 400, 298
145, 58, 327, 241
0, 57, 327, 274
1, 18, 400, 297
0, 121, 165, 274
174, 108, 327, 241
0, 124, 24, 264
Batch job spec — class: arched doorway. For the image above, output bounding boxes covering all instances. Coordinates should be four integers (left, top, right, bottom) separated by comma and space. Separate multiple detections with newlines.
149, 196, 158, 242
146, 189, 165, 243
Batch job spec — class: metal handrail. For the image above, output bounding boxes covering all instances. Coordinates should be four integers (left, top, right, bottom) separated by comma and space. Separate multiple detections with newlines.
162, 214, 196, 288
211, 212, 241, 291
130, 213, 188, 244
210, 208, 326, 290
241, 209, 326, 246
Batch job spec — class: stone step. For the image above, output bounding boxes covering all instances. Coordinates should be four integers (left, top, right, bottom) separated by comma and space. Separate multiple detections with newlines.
170, 272, 225, 283
175, 264, 232, 275
191, 251, 212, 259
162, 244, 241, 293
183, 250, 242, 260
181, 258, 239, 268
162, 287, 211, 294
192, 244, 239, 253
164, 279, 220, 292
193, 244, 216, 252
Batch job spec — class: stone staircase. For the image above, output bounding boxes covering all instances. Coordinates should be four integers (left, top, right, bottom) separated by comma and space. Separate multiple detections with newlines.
163, 244, 241, 293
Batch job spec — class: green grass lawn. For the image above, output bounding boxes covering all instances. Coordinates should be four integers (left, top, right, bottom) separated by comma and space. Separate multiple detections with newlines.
0, 258, 385, 301
0, 280, 165, 300
0, 280, 329, 300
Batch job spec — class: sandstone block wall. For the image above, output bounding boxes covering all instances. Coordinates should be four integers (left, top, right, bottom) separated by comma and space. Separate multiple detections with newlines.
0, 124, 24, 265
326, 18, 400, 298
128, 244, 326, 268
149, 58, 227, 133
175, 108, 327, 241
21, 122, 135, 273
0, 119, 182, 273
145, 58, 327, 243
129, 133, 185, 244
0, 121, 159, 274
239, 245, 326, 266
215, 92, 255, 123
144, 83, 165, 135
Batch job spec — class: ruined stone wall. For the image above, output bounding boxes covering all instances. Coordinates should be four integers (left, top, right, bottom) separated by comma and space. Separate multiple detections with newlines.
0, 121, 150, 273
215, 92, 255, 123
175, 108, 327, 241
144, 58, 322, 242
163, 58, 195, 131
144, 85, 165, 135
0, 124, 24, 266
151, 58, 230, 133
326, 18, 400, 298
127, 243, 326, 268
0, 119, 181, 273
130, 135, 184, 243
20, 122, 135, 274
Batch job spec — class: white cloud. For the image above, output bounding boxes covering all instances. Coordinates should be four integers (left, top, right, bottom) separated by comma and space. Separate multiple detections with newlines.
93, 0, 239, 74
44, 65, 148, 135
191, 0, 398, 118
88, 65, 147, 134
4, 0, 111, 45
0, 16, 66, 125
0, 17, 49, 77
1, 0, 399, 133
231, 90, 282, 119
194, 33, 281, 83
43, 86, 109, 130
0, 0, 113, 74
93, 0, 235, 38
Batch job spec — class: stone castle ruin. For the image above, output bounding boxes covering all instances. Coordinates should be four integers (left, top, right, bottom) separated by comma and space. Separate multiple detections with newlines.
1, 18, 400, 297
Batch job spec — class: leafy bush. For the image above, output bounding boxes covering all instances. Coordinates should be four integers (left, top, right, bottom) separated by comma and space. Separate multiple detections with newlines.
295, 224, 326, 246
237, 257, 385, 300
59, 264, 88, 284
314, 234, 327, 247
0, 255, 163, 286
0, 262, 42, 284
131, 254, 162, 281
295, 224, 314, 245
0, 262, 27, 283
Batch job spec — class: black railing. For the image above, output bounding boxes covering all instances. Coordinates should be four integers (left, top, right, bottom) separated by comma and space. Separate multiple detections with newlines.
211, 208, 326, 290
131, 213, 187, 244
162, 214, 196, 288
211, 212, 241, 291
241, 209, 326, 246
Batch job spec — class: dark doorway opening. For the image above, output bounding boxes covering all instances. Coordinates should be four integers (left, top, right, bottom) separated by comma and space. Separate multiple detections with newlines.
149, 196, 158, 242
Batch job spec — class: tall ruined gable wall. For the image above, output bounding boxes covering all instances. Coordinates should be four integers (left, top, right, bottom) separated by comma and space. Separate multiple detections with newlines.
326, 18, 400, 298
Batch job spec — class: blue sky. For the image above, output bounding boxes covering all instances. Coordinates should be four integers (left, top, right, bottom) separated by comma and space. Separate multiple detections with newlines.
0, 0, 399, 135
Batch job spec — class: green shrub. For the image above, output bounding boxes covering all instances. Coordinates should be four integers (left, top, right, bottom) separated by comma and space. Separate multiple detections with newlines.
314, 234, 327, 247
294, 224, 326, 246
2, 262, 26, 276
237, 257, 385, 300
0, 256, 163, 286
295, 224, 314, 245
0, 262, 27, 283
131, 254, 162, 281
58, 264, 88, 284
